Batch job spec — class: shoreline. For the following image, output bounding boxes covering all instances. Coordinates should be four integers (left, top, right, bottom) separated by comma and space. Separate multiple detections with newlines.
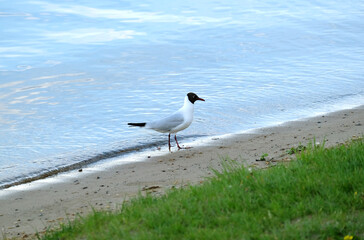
1, 102, 363, 191
1, 105, 363, 239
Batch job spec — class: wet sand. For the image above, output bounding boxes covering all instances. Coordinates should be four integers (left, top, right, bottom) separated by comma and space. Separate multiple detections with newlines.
1, 106, 363, 239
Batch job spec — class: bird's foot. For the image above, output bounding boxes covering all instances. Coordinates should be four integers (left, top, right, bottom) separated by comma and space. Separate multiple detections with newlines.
177, 146, 192, 150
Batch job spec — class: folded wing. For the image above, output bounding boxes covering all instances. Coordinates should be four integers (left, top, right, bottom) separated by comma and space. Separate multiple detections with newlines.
147, 111, 184, 133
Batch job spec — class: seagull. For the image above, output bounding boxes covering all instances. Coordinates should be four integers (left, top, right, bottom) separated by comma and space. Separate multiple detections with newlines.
128, 92, 205, 151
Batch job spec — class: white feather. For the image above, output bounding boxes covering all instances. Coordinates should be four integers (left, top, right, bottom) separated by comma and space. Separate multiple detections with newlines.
146, 95, 194, 133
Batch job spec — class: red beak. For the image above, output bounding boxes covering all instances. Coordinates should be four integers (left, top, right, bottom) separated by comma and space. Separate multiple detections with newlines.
197, 97, 205, 101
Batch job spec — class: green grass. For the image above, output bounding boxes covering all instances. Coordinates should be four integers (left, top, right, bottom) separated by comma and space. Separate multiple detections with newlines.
43, 139, 364, 240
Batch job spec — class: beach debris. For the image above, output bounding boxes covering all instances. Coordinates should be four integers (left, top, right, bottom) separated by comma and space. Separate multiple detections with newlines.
142, 185, 160, 191
271, 157, 292, 163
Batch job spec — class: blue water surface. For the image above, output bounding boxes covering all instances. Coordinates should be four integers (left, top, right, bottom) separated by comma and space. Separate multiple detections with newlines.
1, 0, 364, 187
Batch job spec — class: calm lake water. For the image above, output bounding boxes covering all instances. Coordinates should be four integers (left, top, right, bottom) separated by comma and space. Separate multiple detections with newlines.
1, 1, 364, 188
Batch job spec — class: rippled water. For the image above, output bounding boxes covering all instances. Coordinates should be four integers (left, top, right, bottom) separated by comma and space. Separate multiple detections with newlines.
1, 1, 364, 188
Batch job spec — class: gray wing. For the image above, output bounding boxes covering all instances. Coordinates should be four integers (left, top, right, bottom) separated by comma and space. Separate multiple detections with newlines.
147, 111, 184, 133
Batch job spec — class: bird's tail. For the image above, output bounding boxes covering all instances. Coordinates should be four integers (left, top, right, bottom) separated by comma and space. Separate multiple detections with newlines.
128, 122, 146, 127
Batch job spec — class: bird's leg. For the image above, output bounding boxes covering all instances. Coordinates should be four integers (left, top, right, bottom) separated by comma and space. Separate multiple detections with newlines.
175, 134, 192, 150
174, 134, 182, 150
168, 133, 171, 152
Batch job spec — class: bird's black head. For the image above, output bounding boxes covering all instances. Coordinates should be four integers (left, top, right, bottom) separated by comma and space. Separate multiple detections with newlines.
187, 92, 205, 104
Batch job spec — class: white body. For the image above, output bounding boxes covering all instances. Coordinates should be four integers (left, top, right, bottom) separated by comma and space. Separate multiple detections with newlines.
145, 95, 194, 133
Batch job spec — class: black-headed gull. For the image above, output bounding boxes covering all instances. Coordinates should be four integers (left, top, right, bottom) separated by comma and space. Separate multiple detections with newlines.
128, 92, 205, 151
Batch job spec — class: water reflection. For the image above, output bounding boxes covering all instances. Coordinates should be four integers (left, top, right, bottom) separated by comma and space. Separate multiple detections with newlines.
44, 28, 146, 44
32, 1, 230, 24
0, 46, 44, 58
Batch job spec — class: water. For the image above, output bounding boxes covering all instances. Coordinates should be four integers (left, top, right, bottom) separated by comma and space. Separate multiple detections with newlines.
1, 1, 364, 188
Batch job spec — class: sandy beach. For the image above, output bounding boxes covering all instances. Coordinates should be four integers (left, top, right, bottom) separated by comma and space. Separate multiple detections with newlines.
1, 106, 363, 239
